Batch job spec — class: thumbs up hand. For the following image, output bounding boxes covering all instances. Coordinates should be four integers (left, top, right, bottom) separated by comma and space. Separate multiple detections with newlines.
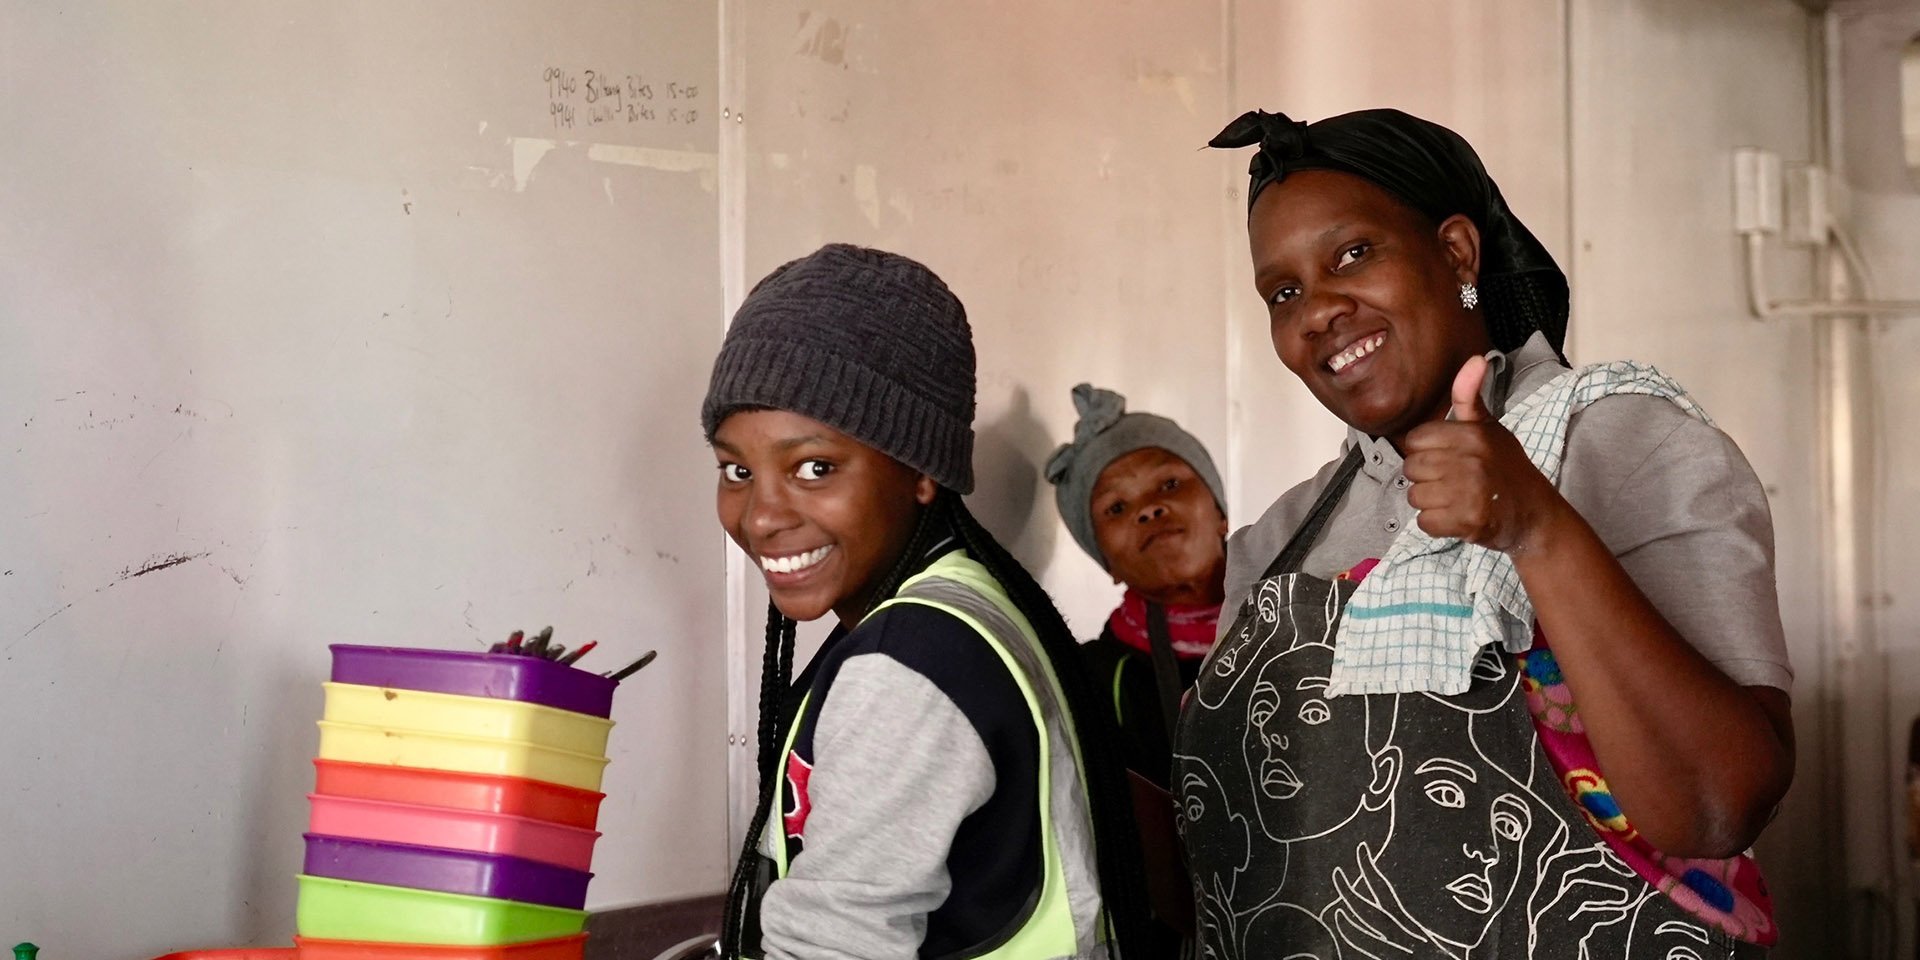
1449, 354, 1494, 422
1402, 354, 1564, 553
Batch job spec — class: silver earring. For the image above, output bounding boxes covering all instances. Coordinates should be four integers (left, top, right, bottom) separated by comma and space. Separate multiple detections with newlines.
1459, 282, 1479, 310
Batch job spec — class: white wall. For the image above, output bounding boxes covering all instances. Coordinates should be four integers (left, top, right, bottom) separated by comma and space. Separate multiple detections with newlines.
0, 4, 728, 956
1839, 4, 1920, 956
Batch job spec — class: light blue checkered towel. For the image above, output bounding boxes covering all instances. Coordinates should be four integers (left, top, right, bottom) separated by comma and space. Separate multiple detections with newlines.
1326, 361, 1712, 697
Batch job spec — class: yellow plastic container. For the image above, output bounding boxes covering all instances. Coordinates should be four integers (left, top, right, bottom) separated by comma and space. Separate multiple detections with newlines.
322, 683, 614, 757
317, 721, 610, 792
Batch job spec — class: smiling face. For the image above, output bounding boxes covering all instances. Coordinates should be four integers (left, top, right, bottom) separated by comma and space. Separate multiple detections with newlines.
1248, 169, 1491, 449
712, 409, 936, 626
1089, 447, 1227, 606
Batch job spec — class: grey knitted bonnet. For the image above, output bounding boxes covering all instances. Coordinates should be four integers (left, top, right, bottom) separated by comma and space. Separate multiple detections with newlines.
701, 243, 977, 493
1045, 384, 1225, 568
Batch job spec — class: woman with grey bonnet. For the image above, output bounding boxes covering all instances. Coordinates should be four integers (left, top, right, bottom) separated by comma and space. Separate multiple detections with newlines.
1176, 108, 1794, 958
1047, 383, 1229, 789
1048, 383, 1228, 956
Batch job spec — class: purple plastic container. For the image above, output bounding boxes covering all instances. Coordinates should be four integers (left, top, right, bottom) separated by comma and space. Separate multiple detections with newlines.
303, 833, 594, 909
329, 644, 617, 718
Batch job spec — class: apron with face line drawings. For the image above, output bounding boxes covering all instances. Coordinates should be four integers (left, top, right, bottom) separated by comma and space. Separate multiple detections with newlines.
1174, 448, 1767, 959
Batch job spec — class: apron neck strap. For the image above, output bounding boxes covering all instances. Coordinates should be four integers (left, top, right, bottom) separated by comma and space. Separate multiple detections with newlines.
1259, 446, 1365, 580
1143, 602, 1183, 744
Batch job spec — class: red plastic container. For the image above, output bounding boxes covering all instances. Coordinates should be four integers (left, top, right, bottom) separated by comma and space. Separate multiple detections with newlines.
307, 794, 599, 871
293, 935, 587, 960
313, 760, 604, 830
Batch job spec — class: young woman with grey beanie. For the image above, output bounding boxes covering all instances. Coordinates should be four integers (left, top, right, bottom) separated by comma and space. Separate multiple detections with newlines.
704, 244, 1151, 960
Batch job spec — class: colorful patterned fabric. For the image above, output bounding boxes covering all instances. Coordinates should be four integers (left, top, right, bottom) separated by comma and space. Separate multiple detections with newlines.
1519, 632, 1777, 944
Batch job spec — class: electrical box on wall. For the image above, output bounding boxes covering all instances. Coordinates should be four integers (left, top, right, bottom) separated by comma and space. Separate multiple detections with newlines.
1784, 163, 1831, 246
1733, 147, 1783, 235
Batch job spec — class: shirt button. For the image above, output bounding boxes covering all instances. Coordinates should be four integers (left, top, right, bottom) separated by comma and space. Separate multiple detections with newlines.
1370, 452, 1384, 466
1385, 519, 1400, 532
1394, 476, 1409, 490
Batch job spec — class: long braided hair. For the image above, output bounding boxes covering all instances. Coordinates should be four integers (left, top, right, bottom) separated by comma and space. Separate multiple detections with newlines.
937, 490, 1154, 958
719, 602, 796, 956
719, 489, 1151, 959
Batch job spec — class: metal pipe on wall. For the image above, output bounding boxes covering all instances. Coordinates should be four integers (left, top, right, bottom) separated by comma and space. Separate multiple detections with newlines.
1745, 232, 1920, 318
1808, 11, 1908, 955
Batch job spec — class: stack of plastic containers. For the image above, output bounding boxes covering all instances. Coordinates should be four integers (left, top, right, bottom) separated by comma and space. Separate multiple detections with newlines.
295, 645, 618, 960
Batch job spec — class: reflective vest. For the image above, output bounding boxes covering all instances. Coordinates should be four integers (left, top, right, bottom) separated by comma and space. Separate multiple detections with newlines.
739, 551, 1100, 960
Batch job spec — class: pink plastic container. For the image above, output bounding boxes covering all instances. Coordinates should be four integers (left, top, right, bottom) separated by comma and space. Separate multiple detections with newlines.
307, 794, 600, 871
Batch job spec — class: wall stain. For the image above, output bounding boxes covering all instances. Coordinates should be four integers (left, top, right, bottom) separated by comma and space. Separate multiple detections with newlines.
118, 551, 209, 581
11, 550, 214, 644
16, 595, 86, 642
796, 15, 848, 66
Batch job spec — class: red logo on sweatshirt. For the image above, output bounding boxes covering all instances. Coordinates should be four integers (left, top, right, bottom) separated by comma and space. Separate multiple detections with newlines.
783, 752, 814, 839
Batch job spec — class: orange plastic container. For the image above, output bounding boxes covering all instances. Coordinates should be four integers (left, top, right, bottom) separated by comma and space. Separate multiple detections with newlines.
294, 934, 587, 960
313, 760, 604, 830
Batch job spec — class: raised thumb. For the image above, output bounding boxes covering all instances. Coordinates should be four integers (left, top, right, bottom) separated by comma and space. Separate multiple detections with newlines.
1450, 354, 1492, 422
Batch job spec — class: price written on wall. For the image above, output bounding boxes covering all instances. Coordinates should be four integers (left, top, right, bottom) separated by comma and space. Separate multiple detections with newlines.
542, 67, 701, 132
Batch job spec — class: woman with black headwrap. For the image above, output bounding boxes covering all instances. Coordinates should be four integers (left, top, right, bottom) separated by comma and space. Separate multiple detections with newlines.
1174, 110, 1793, 958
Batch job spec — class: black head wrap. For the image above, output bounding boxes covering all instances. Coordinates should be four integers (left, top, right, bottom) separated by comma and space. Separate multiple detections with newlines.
1210, 108, 1567, 356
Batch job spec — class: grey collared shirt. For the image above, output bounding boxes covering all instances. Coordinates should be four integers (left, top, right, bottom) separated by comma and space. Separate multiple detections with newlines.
1222, 332, 1793, 690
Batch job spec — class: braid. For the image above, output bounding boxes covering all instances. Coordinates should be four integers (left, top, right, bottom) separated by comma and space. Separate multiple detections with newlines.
719, 601, 796, 957
857, 497, 951, 623
1482, 271, 1569, 362
941, 490, 1154, 960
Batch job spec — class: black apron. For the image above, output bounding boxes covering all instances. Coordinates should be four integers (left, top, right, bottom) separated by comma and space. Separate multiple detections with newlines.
1173, 449, 1761, 959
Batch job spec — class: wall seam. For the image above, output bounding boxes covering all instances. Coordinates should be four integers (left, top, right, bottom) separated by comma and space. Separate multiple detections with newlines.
716, 0, 751, 884
1220, 0, 1242, 521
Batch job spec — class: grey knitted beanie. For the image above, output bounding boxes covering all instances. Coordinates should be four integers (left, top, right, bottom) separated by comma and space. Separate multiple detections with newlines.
1045, 384, 1225, 568
701, 244, 977, 493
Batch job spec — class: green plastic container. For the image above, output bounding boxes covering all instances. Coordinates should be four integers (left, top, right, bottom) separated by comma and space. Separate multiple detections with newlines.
296, 875, 587, 945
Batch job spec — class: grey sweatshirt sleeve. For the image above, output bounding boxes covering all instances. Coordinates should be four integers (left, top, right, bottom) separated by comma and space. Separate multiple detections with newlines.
759, 653, 998, 960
